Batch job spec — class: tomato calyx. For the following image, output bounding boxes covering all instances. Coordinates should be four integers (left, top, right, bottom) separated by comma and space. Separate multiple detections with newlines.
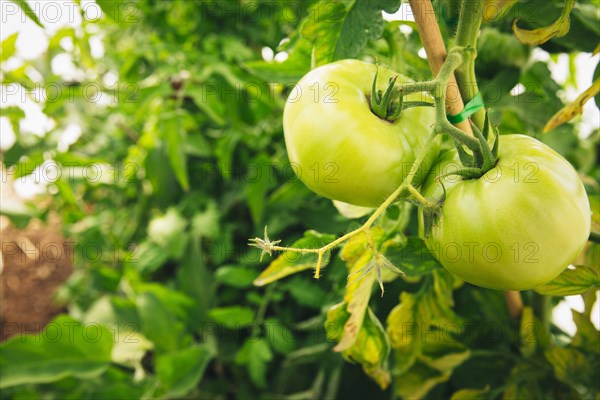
422, 114, 500, 237
370, 66, 404, 121
451, 112, 499, 179
369, 65, 434, 122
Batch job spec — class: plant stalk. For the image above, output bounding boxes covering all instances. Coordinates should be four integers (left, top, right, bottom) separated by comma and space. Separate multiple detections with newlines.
454, 0, 486, 130
532, 291, 550, 331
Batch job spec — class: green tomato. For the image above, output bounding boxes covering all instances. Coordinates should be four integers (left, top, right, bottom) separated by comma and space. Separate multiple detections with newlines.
283, 59, 438, 208
420, 134, 590, 291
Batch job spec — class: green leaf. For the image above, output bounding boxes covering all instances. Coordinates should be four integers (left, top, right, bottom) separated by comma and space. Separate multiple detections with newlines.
235, 338, 273, 387
83, 295, 139, 329
136, 292, 185, 353
333, 0, 401, 61
383, 237, 442, 277
213, 131, 239, 180
176, 240, 214, 328
95, 0, 125, 22
244, 38, 312, 85
10, 0, 43, 27
1, 64, 35, 89
253, 230, 336, 286
110, 331, 153, 369
383, 22, 431, 81
54, 178, 78, 206
0, 106, 24, 140
0, 315, 113, 388
147, 208, 188, 259
244, 155, 276, 225
155, 344, 215, 398
160, 115, 189, 191
187, 85, 226, 126
185, 133, 211, 157
124, 240, 169, 274
215, 266, 259, 288
264, 318, 296, 355
512, 0, 575, 45
283, 277, 326, 308
208, 306, 255, 329
191, 202, 220, 240
477, 28, 530, 71
535, 265, 599, 296
82, 295, 154, 370
301, 0, 402, 66
1, 32, 18, 62
134, 283, 196, 322
300, 1, 347, 67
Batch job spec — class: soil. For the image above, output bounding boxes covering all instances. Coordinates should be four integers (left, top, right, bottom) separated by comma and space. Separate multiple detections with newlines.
0, 216, 73, 341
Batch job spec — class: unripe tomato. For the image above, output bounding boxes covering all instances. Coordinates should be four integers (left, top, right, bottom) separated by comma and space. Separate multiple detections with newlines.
420, 134, 590, 290
283, 59, 439, 208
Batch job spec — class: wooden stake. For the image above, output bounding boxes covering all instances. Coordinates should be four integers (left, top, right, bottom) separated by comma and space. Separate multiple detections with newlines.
408, 0, 472, 136
504, 291, 524, 319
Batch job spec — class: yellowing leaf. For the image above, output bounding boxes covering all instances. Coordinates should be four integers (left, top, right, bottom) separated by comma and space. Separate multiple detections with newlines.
535, 265, 599, 296
394, 334, 469, 400
326, 304, 391, 389
332, 228, 394, 352
387, 292, 418, 350
544, 79, 600, 132
545, 347, 591, 386
450, 386, 490, 400
335, 250, 375, 352
571, 311, 600, 354
519, 307, 537, 357
512, 0, 575, 45
339, 227, 384, 266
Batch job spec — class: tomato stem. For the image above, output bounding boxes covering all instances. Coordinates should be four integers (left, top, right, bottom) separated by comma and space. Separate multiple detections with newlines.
532, 292, 550, 331
430, 49, 483, 157
407, 184, 437, 208
256, 131, 440, 280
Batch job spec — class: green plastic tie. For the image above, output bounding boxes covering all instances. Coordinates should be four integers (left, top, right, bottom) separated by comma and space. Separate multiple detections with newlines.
447, 92, 484, 124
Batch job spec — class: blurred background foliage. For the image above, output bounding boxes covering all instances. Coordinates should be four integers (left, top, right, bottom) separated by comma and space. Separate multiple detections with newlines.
0, 0, 598, 399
